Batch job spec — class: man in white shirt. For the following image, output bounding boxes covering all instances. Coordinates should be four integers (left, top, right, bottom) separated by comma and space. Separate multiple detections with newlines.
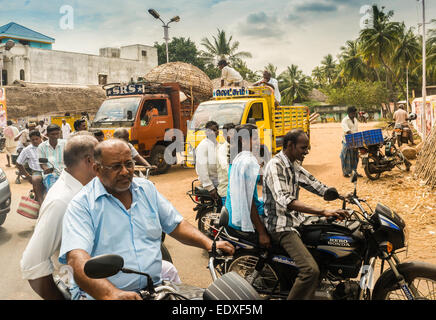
218, 60, 243, 87
15, 122, 36, 152
195, 121, 220, 205
217, 123, 236, 206
393, 104, 414, 145
254, 71, 281, 106
340, 106, 360, 178
3, 120, 19, 167
36, 120, 48, 140
61, 119, 72, 139
20, 134, 98, 300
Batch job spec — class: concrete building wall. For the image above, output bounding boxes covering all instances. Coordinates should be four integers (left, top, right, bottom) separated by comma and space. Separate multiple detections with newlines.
3, 43, 157, 86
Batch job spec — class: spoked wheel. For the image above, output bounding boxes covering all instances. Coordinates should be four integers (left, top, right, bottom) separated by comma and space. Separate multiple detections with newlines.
198, 210, 220, 238
395, 151, 411, 172
227, 252, 281, 297
373, 263, 436, 300
378, 277, 436, 300
364, 157, 381, 180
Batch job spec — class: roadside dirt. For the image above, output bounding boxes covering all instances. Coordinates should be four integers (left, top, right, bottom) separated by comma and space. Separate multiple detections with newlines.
1, 121, 434, 297
150, 121, 436, 287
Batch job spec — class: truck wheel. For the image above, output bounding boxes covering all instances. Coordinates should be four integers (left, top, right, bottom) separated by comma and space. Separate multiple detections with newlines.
150, 145, 171, 174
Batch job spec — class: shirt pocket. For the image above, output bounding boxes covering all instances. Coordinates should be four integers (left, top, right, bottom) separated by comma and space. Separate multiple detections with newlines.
134, 212, 162, 240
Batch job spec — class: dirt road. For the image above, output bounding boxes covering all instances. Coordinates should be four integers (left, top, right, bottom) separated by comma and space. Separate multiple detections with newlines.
0, 121, 435, 299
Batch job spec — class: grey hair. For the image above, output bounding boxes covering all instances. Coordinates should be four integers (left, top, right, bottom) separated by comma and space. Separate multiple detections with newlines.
64, 135, 99, 168
113, 128, 129, 140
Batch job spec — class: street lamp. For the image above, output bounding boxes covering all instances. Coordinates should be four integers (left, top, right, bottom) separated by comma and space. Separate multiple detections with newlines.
148, 9, 180, 63
0, 40, 15, 87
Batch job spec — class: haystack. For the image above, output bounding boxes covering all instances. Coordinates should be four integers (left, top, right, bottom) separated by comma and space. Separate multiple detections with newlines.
414, 125, 436, 188
5, 82, 106, 119
144, 62, 213, 103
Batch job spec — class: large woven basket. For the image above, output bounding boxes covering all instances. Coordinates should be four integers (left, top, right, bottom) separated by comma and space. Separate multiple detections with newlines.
144, 62, 213, 103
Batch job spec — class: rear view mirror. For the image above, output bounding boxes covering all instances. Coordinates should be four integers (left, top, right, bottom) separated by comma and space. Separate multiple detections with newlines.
84, 254, 124, 279
324, 187, 340, 201
39, 158, 48, 164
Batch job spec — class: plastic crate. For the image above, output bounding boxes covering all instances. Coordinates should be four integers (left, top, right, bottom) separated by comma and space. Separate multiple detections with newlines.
362, 129, 384, 146
345, 129, 383, 148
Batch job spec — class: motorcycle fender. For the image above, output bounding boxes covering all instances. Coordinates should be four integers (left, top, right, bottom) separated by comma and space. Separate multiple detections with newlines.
372, 261, 436, 298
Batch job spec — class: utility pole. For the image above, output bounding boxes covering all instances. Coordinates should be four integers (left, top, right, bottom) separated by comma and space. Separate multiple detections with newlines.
421, 0, 427, 139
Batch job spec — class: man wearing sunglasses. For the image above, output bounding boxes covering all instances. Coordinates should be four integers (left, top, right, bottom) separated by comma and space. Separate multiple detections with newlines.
59, 138, 235, 300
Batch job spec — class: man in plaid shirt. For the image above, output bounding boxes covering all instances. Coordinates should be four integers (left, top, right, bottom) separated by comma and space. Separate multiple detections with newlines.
263, 129, 348, 300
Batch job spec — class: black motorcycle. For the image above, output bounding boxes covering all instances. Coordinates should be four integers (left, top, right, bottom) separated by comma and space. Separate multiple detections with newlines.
208, 172, 436, 300
187, 179, 221, 238
359, 134, 411, 180
83, 253, 260, 300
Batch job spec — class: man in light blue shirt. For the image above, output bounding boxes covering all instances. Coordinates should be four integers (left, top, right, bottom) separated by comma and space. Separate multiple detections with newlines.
59, 139, 234, 300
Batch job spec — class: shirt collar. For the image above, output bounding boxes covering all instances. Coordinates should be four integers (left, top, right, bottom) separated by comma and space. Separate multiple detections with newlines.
278, 150, 292, 168
92, 176, 141, 201
60, 169, 84, 194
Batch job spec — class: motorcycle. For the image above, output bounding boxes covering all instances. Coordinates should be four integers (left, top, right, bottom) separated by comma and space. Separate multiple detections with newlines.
359, 134, 411, 181
187, 179, 221, 238
82, 252, 260, 300
391, 113, 417, 147
208, 172, 436, 300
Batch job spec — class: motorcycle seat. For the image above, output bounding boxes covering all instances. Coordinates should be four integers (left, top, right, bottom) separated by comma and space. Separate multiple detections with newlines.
194, 186, 211, 197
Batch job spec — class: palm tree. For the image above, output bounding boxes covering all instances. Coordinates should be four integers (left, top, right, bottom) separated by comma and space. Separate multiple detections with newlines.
320, 54, 337, 85
200, 29, 252, 65
311, 66, 325, 88
359, 5, 402, 111
278, 65, 312, 104
427, 19, 436, 83
338, 40, 370, 82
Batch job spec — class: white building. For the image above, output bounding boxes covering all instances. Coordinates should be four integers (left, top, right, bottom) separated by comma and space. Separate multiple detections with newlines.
1, 22, 158, 86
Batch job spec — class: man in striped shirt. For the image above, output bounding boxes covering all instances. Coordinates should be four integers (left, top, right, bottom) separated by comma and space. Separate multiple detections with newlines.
263, 129, 348, 300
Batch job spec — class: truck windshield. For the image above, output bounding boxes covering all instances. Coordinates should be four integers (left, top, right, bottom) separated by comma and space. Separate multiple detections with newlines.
189, 102, 246, 130
93, 97, 141, 122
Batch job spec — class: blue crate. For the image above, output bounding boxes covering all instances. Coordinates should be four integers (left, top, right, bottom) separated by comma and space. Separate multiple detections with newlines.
345, 129, 383, 148
345, 132, 364, 148
362, 129, 383, 146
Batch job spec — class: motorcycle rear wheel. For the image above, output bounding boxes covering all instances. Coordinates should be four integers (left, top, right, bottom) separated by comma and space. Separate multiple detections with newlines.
372, 262, 436, 300
198, 210, 220, 239
364, 157, 381, 180
227, 251, 283, 297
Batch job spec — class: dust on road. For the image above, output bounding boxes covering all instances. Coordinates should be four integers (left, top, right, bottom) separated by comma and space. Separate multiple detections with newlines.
0, 121, 434, 299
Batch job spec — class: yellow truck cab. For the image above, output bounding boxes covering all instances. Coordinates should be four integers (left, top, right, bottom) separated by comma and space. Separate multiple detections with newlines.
184, 86, 310, 167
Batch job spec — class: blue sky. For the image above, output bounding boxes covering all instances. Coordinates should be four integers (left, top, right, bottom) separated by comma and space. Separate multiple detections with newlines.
1, 0, 435, 75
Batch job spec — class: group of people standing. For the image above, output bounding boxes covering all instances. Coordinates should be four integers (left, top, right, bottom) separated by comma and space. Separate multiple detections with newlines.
195, 121, 348, 300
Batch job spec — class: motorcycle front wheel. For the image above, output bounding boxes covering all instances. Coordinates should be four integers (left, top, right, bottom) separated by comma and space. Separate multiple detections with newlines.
395, 152, 411, 172
372, 262, 436, 300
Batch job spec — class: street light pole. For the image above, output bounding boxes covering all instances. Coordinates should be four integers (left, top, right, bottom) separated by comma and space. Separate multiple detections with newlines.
148, 9, 180, 64
421, 0, 427, 139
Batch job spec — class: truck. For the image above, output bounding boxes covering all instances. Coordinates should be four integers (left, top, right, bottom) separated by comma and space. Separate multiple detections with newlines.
90, 82, 198, 173
184, 86, 310, 167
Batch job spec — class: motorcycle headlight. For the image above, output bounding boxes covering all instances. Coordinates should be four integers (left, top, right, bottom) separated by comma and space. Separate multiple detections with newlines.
0, 169, 6, 182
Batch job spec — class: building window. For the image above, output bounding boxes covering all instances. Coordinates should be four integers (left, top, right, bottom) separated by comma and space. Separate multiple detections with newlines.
20, 69, 25, 81
112, 52, 118, 58
98, 74, 107, 85
142, 50, 147, 57
1, 70, 7, 86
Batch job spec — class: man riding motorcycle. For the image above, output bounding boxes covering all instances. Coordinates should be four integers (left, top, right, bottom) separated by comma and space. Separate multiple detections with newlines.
262, 129, 349, 300
393, 104, 415, 145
